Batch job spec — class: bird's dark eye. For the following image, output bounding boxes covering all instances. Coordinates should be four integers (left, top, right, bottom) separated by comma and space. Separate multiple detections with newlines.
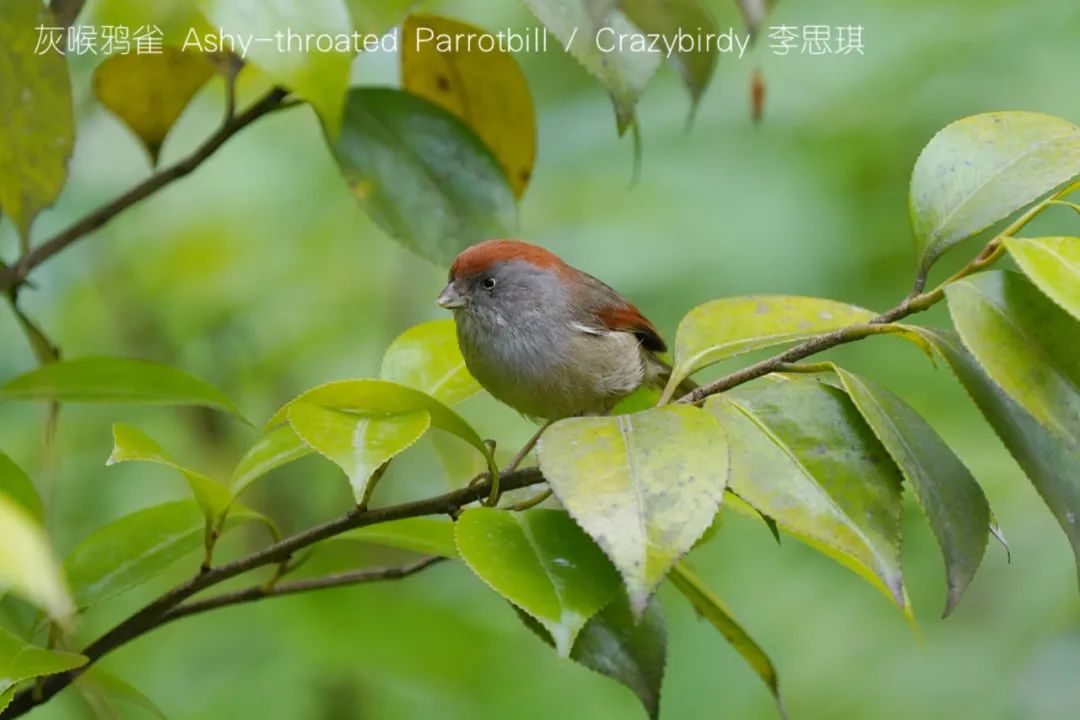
481, 277, 496, 291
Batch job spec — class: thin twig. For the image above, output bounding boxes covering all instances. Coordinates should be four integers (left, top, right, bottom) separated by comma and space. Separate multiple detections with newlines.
1, 467, 543, 718
0, 87, 291, 294
161, 556, 446, 624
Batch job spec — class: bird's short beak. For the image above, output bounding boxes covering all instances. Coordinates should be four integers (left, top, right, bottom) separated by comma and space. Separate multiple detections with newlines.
437, 283, 466, 309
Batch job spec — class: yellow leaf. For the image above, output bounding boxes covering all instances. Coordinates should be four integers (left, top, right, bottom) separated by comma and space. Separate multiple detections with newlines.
401, 14, 537, 196
93, 48, 215, 163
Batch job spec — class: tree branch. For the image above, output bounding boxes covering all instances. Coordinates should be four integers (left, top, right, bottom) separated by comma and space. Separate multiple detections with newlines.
676, 188, 1061, 405
160, 556, 447, 625
1, 468, 543, 718
0, 87, 291, 294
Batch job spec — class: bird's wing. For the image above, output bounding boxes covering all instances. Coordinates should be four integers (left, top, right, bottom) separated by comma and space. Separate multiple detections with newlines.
570, 271, 667, 353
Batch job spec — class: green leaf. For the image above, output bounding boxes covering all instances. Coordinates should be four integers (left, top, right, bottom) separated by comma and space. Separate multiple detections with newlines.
229, 424, 312, 499
1004, 237, 1080, 321
0, 624, 86, 699
108, 424, 230, 521
910, 112, 1080, 273
668, 564, 784, 715
0, 0, 74, 243
0, 357, 246, 421
337, 518, 458, 558
707, 376, 906, 607
664, 296, 876, 399
75, 666, 167, 720
401, 14, 537, 197
86, 0, 212, 45
620, 0, 718, 112
332, 87, 517, 265
945, 271, 1080, 442
521, 0, 660, 133
519, 592, 667, 720
0, 450, 42, 523
92, 47, 215, 164
456, 508, 621, 656
0, 493, 73, 625
341, 0, 412, 34
198, 0, 352, 134
379, 319, 481, 406
919, 329, 1080, 582
64, 499, 268, 609
266, 379, 494, 477
287, 403, 430, 505
830, 368, 989, 617
537, 405, 728, 616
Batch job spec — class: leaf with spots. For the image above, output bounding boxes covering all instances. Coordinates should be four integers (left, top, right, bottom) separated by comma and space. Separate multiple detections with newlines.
663, 296, 876, 401
93, 47, 215, 164
537, 405, 728, 617
707, 376, 907, 609
456, 508, 621, 656
401, 14, 537, 196
910, 112, 1080, 274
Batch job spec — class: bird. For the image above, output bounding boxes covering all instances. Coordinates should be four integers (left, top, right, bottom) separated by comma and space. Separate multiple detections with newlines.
436, 239, 693, 422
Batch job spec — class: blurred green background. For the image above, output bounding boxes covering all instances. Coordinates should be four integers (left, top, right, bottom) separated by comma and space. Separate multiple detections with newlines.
3, 0, 1080, 718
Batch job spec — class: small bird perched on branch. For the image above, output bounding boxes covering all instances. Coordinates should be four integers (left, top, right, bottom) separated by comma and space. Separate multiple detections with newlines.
437, 239, 692, 421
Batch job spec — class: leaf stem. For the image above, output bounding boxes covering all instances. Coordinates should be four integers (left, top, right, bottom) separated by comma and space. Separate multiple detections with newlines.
0, 467, 543, 718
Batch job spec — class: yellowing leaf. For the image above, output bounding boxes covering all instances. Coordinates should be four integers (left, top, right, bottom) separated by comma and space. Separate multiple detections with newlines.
0, 493, 73, 625
910, 112, 1080, 273
380, 319, 481, 406
945, 271, 1080, 443
1004, 237, 1080, 321
0, 0, 74, 242
199, 0, 352, 134
456, 508, 621, 656
287, 402, 430, 504
664, 296, 876, 399
93, 48, 215, 163
402, 14, 537, 196
537, 405, 728, 616
709, 376, 906, 608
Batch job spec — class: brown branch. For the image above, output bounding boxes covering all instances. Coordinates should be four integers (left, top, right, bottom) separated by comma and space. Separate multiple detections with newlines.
0, 87, 291, 294
160, 556, 447, 624
1, 468, 543, 718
